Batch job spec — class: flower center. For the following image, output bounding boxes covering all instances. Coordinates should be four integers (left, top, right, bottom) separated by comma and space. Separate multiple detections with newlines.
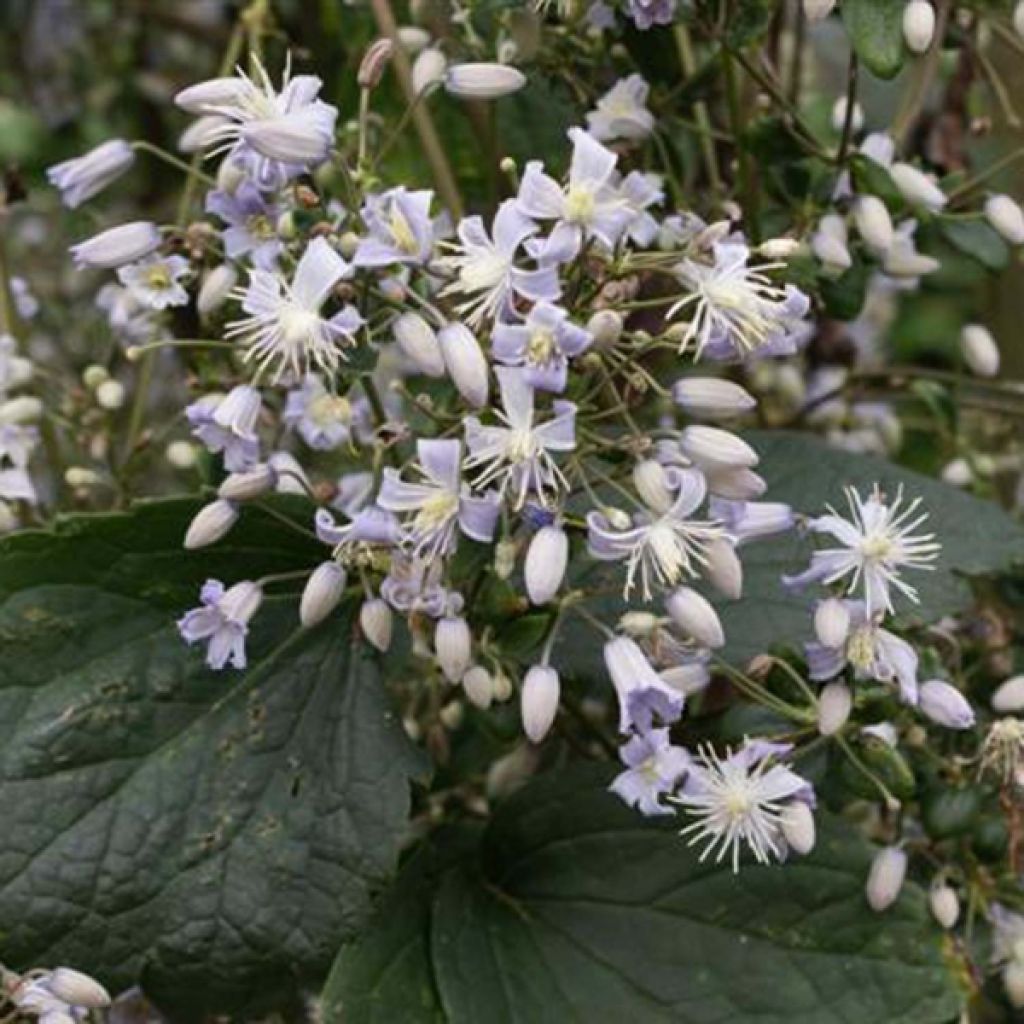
460, 251, 508, 291
846, 625, 876, 671
526, 328, 557, 366
247, 214, 276, 241
145, 264, 173, 290
413, 490, 459, 532
388, 204, 420, 255
565, 185, 596, 224
722, 784, 753, 819
308, 393, 351, 427
647, 521, 686, 582
507, 430, 538, 463
279, 305, 320, 347
861, 533, 894, 560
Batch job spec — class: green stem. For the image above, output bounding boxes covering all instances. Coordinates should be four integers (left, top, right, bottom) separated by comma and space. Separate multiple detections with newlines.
131, 141, 217, 188
722, 47, 759, 240
674, 25, 721, 195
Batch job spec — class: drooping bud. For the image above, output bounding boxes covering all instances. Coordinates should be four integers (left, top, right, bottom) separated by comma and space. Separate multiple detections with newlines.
438, 323, 489, 408
780, 802, 816, 855
198, 263, 239, 317
919, 679, 975, 730
866, 846, 907, 912
929, 881, 959, 929
985, 194, 1024, 245
47, 139, 135, 209
358, 38, 394, 88
412, 48, 448, 95
818, 682, 852, 736
435, 614, 472, 682
815, 597, 850, 648
218, 463, 277, 501
444, 62, 527, 100
672, 377, 757, 420
395, 312, 445, 377
757, 237, 802, 260
888, 162, 946, 211
960, 324, 1000, 378
175, 77, 246, 114
300, 562, 348, 628
462, 665, 495, 710
633, 459, 674, 514
397, 26, 431, 52
679, 425, 759, 471
940, 458, 972, 487
665, 587, 725, 648
705, 467, 766, 501
586, 309, 623, 348
704, 538, 743, 600
184, 499, 239, 549
811, 217, 852, 273
46, 968, 112, 1009
992, 675, 1024, 713
521, 664, 560, 742
524, 525, 568, 605
360, 598, 393, 652
70, 220, 161, 269
902, 1, 936, 54
853, 196, 894, 254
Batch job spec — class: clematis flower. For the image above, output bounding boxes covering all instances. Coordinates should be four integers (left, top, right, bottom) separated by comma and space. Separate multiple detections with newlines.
117, 254, 190, 310
226, 237, 362, 382
378, 437, 500, 558
463, 367, 576, 508
177, 579, 263, 670
380, 551, 457, 618
625, 0, 677, 29
47, 139, 134, 208
353, 187, 435, 267
438, 199, 560, 326
283, 374, 358, 450
603, 635, 685, 734
610, 728, 690, 816
587, 466, 724, 600
617, 170, 664, 247
783, 484, 940, 617
491, 301, 592, 392
585, 74, 654, 143
187, 385, 262, 472
205, 183, 283, 270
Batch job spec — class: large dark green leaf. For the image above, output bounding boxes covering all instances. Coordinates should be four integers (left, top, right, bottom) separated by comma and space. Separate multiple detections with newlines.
0, 499, 428, 1016
325, 766, 965, 1023
842, 0, 906, 79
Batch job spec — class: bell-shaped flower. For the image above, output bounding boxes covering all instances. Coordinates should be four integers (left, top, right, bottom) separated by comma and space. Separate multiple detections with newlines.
603, 635, 685, 734
585, 74, 654, 143
353, 187, 435, 266
610, 728, 690, 816
177, 579, 263, 670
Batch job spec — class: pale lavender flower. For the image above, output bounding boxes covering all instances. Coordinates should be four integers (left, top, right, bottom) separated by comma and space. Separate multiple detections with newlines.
438, 199, 560, 326
315, 504, 400, 559
378, 437, 500, 557
177, 579, 262, 670
0, 467, 36, 504
0, 424, 39, 468
585, 74, 654, 143
463, 366, 576, 508
709, 497, 794, 544
673, 740, 814, 872
47, 138, 134, 207
617, 170, 663, 247
517, 127, 632, 263
117, 254, 190, 310
71, 221, 161, 270
610, 728, 690, 816
379, 551, 455, 618
491, 301, 592, 392
187, 384, 262, 472
283, 374, 355, 450
805, 600, 919, 704
354, 187, 435, 267
205, 183, 283, 270
226, 236, 362, 382
587, 467, 723, 600
783, 484, 940, 617
625, 0, 676, 29
603, 635, 685, 734
96, 283, 160, 344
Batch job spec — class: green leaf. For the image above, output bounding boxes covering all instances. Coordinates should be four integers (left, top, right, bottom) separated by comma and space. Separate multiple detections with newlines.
850, 153, 903, 207
0, 499, 427, 1016
819, 256, 871, 321
938, 217, 1011, 271
842, 0, 906, 79
718, 431, 1024, 662
325, 766, 965, 1023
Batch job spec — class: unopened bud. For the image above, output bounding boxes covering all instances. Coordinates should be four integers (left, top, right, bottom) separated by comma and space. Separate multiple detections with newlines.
300, 562, 347, 628
586, 309, 623, 348
65, 466, 103, 488
680, 425, 759, 471
866, 846, 907, 912
360, 598, 393, 652
854, 196, 894, 254
929, 882, 959, 929
704, 538, 743, 600
218, 463, 277, 501
82, 364, 109, 390
438, 323, 489, 407
633, 459, 674, 514
436, 614, 472, 682
780, 801, 816, 855
992, 675, 1024, 713
705, 467, 766, 501
985, 193, 1024, 245
524, 525, 568, 604
444, 62, 527, 100
46, 968, 111, 1010
815, 597, 850, 648
494, 538, 517, 580
412, 47, 447, 95
889, 162, 946, 211
831, 96, 864, 134
818, 681, 852, 736
665, 586, 725, 648
0, 396, 43, 424
1005, 962, 1024, 1008
618, 611, 660, 637
919, 679, 975, 730
757, 237, 802, 260
673, 377, 757, 420
95, 379, 126, 410
184, 499, 238, 549
166, 440, 197, 469
358, 38, 394, 88
462, 665, 494, 709
903, 1, 936, 54
395, 311, 445, 377
960, 324, 1000, 378
521, 664, 559, 742
198, 263, 238, 316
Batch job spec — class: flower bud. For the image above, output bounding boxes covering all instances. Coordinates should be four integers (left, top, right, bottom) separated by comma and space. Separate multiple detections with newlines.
166, 440, 197, 469
439, 701, 464, 730
665, 587, 724, 648
47, 139, 135, 209
358, 38, 394, 88
524, 525, 568, 605
46, 968, 112, 1009
866, 846, 907, 912
811, 227, 852, 273
360, 598, 393, 652
65, 467, 103, 489
903, 1, 936, 54
679, 425, 758, 471
757, 237, 802, 260
444, 62, 527, 100
633, 459, 674, 514
218, 463, 277, 501
929, 882, 959, 929
412, 47, 448, 95
889, 162, 946, 211
780, 802, 816, 855
704, 538, 743, 600
395, 312, 445, 377
940, 458, 972, 487
705, 467, 766, 501
70, 221, 161, 269
462, 665, 494, 709
95, 379, 126, 410
586, 309, 623, 348
1016, 0, 1024, 40
803, 0, 836, 20
854, 196, 894, 254
1005, 962, 1024, 1009
960, 324, 1000, 378
397, 26, 431, 52
992, 675, 1024, 713
492, 668, 513, 702
436, 614, 472, 682
300, 562, 347, 628
815, 598, 850, 648
831, 96, 864, 134
184, 499, 238, 549
438, 323, 489, 408
521, 664, 559, 742
985, 194, 1024, 245
0, 395, 43, 424
817, 682, 852, 736
619, 611, 660, 637
198, 264, 238, 317
919, 679, 975, 730
672, 377, 756, 420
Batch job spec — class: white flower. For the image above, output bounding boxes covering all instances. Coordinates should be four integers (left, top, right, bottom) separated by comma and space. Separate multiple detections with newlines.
585, 74, 654, 143
784, 484, 940, 617
444, 62, 526, 100
463, 367, 576, 508
47, 139, 134, 208
811, 214, 852, 273
118, 254, 190, 310
903, 0, 936, 54
226, 237, 361, 382
71, 221, 161, 269
673, 740, 813, 872
184, 499, 239, 549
